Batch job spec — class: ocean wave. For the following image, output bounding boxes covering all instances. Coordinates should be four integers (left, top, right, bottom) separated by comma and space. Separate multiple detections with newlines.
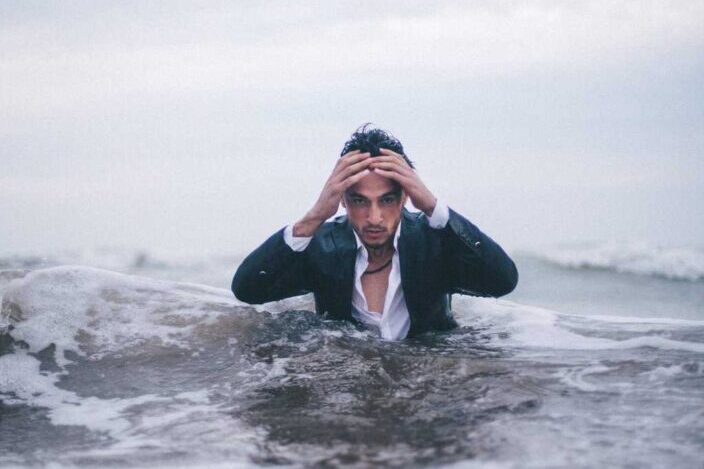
0, 248, 240, 291
0, 266, 240, 366
2, 266, 703, 468
0, 352, 211, 436
452, 296, 704, 354
526, 241, 704, 281
3, 266, 703, 368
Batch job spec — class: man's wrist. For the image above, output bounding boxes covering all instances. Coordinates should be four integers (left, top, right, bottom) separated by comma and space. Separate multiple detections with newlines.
427, 200, 450, 229
284, 224, 313, 251
293, 213, 325, 237
420, 196, 438, 218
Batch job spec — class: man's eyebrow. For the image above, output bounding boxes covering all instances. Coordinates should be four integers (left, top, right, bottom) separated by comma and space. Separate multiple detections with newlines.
345, 191, 398, 199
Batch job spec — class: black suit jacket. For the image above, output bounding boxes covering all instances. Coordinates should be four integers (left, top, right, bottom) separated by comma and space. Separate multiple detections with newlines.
232, 208, 518, 336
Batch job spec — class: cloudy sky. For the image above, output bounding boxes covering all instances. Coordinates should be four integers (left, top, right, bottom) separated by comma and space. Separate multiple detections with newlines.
1, 0, 703, 257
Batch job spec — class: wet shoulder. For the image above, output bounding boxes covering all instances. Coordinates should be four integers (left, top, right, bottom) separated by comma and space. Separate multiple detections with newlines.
308, 215, 354, 255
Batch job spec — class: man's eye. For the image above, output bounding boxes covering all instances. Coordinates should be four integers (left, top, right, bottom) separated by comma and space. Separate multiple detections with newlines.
381, 197, 396, 205
351, 198, 366, 205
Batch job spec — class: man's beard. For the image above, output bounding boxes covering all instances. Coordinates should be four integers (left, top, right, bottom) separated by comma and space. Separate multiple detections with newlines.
361, 230, 392, 250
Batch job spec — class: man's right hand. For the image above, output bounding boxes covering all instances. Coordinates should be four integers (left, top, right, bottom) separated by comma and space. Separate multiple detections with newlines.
292, 150, 371, 237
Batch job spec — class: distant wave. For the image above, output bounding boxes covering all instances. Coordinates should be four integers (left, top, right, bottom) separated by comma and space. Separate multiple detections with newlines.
0, 247, 238, 290
526, 242, 704, 281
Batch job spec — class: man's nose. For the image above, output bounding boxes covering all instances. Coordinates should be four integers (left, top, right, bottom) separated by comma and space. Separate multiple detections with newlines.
368, 203, 383, 224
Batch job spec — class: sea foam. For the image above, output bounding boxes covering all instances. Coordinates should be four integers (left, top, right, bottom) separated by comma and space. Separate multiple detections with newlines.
3, 266, 704, 370
452, 296, 704, 354
1, 265, 239, 366
1, 266, 703, 468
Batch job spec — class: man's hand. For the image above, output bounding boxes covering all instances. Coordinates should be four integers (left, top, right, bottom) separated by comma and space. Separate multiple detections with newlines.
293, 150, 372, 237
370, 148, 437, 216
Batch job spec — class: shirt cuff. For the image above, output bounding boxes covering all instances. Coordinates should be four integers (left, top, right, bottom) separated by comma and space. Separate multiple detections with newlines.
283, 224, 313, 252
427, 200, 450, 229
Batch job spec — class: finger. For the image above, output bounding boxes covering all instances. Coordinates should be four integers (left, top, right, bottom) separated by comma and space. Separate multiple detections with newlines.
369, 156, 407, 167
333, 157, 373, 183
369, 160, 413, 177
340, 168, 371, 189
337, 151, 370, 169
369, 155, 401, 163
334, 150, 363, 169
372, 167, 411, 185
341, 149, 362, 159
372, 153, 410, 168
340, 150, 369, 164
378, 148, 406, 160
332, 152, 369, 177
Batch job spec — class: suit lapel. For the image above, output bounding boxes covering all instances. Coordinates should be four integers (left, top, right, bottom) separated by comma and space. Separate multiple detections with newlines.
330, 218, 357, 321
398, 209, 423, 329
328, 211, 423, 326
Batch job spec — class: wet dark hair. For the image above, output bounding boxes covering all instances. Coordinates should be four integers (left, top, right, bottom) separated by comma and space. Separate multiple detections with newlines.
340, 123, 415, 169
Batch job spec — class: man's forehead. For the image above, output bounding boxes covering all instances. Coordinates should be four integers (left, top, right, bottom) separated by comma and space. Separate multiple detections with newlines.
346, 171, 401, 196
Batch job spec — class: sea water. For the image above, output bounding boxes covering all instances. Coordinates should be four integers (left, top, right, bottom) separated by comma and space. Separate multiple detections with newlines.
0, 244, 703, 468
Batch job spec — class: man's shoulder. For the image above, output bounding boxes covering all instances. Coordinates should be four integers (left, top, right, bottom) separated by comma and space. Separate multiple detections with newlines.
306, 214, 354, 253
400, 208, 435, 239
401, 207, 429, 225
315, 213, 349, 235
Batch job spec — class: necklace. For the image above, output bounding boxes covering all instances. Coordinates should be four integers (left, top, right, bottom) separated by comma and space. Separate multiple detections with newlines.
362, 258, 393, 276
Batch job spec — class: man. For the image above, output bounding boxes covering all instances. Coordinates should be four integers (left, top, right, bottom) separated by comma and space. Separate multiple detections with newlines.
232, 125, 518, 340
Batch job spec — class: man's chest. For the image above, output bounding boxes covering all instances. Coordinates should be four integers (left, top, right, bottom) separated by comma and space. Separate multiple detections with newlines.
360, 271, 391, 313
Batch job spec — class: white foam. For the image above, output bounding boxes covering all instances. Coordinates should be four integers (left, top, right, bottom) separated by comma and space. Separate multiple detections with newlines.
1, 266, 240, 366
0, 352, 173, 435
572, 314, 704, 326
643, 362, 703, 381
42, 461, 258, 469
454, 297, 704, 354
555, 364, 612, 392
0, 265, 702, 469
253, 293, 315, 314
0, 350, 258, 463
4, 265, 703, 365
529, 241, 704, 281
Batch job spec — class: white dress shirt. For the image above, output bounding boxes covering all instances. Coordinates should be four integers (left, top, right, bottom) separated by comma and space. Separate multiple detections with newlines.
283, 202, 450, 340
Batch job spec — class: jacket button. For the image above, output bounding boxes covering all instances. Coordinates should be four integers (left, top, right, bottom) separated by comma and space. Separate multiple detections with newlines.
474, 241, 481, 247
258, 270, 267, 275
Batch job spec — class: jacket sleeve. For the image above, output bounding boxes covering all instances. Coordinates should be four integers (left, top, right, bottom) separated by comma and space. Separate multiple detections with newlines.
441, 208, 518, 297
231, 227, 313, 304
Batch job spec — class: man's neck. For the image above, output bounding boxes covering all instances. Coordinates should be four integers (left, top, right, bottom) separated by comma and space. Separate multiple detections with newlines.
366, 242, 394, 263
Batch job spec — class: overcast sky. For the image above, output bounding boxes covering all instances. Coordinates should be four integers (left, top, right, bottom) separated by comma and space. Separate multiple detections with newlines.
1, 0, 703, 258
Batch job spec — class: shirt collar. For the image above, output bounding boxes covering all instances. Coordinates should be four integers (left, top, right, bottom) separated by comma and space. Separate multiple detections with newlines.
352, 218, 402, 253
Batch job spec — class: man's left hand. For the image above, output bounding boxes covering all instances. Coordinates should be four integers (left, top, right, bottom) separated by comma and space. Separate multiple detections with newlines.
370, 148, 437, 217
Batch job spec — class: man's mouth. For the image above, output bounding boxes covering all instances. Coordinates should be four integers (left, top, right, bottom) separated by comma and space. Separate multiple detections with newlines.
364, 229, 385, 237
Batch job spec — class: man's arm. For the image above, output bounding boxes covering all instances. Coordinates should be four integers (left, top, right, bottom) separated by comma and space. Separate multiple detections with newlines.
232, 228, 312, 304
441, 208, 518, 297
232, 150, 373, 304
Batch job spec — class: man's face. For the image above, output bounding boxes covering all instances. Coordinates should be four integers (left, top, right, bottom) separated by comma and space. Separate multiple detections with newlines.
342, 171, 406, 249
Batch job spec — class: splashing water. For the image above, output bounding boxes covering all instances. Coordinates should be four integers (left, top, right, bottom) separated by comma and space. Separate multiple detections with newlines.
0, 265, 702, 468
